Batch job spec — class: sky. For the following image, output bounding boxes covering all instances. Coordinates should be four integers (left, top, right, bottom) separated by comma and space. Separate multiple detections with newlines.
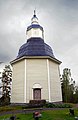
0, 0, 78, 84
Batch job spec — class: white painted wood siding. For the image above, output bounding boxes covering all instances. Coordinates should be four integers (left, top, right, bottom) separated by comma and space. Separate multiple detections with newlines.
26, 59, 49, 102
49, 60, 62, 102
11, 58, 62, 103
11, 60, 25, 103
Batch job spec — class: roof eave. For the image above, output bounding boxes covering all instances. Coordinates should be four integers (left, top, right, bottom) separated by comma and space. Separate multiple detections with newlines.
10, 56, 61, 65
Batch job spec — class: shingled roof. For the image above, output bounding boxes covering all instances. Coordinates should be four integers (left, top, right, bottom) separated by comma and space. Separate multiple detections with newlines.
17, 37, 55, 59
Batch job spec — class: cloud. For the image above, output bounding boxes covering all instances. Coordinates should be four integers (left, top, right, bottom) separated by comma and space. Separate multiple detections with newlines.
0, 0, 78, 83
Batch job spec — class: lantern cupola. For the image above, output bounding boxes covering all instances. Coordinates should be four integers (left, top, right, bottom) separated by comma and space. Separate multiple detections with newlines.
26, 10, 44, 39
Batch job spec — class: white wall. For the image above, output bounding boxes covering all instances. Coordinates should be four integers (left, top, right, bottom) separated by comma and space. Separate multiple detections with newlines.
26, 58, 49, 102
49, 59, 62, 102
11, 60, 25, 103
11, 57, 62, 103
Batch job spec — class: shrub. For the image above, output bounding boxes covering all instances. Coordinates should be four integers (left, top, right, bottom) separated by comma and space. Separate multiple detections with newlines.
45, 103, 55, 108
0, 96, 10, 106
45, 102, 73, 108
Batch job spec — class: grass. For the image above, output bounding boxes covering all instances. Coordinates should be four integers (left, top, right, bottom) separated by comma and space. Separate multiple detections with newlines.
0, 105, 22, 112
0, 108, 78, 120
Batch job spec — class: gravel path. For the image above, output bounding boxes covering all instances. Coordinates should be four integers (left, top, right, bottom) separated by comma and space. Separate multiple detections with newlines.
0, 108, 65, 116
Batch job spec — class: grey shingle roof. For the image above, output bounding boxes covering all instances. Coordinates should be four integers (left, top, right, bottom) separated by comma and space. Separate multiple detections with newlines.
17, 37, 55, 59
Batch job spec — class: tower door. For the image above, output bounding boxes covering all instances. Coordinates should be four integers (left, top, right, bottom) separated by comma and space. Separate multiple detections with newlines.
33, 88, 41, 100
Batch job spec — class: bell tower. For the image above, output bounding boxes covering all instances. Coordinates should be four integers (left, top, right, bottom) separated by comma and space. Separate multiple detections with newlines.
26, 10, 44, 39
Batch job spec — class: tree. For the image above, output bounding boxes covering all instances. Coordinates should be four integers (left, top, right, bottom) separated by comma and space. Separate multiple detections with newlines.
61, 68, 75, 103
73, 86, 78, 103
0, 65, 12, 105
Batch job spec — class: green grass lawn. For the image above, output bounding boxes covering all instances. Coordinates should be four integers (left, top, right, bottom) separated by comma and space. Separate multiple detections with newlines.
0, 109, 78, 120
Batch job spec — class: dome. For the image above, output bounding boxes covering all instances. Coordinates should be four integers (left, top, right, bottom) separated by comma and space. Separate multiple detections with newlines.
27, 10, 43, 31
17, 37, 55, 59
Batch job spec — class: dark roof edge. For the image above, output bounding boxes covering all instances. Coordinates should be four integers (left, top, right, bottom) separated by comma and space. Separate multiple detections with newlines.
27, 24, 43, 31
10, 56, 62, 65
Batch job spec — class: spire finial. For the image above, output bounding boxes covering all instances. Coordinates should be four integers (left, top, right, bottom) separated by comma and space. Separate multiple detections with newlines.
33, 9, 36, 17
34, 9, 36, 16
31, 9, 38, 24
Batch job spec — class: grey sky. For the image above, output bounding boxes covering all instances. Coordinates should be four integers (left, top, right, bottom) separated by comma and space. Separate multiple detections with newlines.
0, 0, 78, 83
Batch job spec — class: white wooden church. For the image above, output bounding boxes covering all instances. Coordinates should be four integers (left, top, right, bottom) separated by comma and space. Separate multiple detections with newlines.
11, 11, 62, 103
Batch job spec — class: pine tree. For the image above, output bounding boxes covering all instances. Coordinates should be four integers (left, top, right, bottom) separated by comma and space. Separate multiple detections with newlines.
0, 65, 12, 105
